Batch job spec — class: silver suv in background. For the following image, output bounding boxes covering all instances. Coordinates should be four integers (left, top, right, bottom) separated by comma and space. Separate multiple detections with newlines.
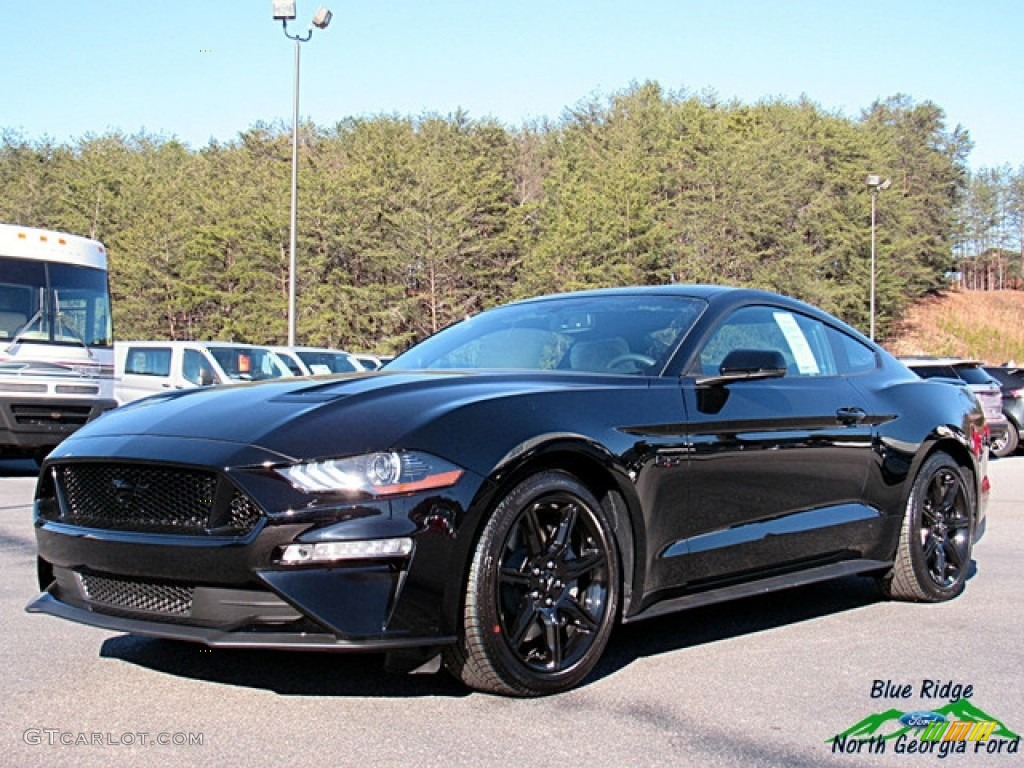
271, 346, 366, 376
983, 365, 1024, 456
901, 357, 1010, 455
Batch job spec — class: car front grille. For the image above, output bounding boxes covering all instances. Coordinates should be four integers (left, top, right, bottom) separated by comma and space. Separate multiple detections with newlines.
12, 403, 93, 426
79, 572, 194, 616
49, 463, 262, 536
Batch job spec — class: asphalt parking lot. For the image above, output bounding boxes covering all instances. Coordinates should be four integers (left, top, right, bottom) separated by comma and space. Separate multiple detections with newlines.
1, 455, 1021, 768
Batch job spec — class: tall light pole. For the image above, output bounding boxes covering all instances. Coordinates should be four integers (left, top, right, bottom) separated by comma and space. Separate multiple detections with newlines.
272, 1, 332, 346
866, 174, 891, 341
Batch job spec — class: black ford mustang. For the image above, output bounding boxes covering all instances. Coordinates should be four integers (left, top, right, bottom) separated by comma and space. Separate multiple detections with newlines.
28, 286, 988, 696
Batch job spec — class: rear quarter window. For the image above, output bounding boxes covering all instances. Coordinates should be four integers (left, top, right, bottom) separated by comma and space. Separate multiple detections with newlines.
827, 328, 878, 374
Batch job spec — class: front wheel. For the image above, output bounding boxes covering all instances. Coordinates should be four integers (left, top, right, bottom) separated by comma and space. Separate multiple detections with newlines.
445, 471, 620, 696
879, 452, 974, 602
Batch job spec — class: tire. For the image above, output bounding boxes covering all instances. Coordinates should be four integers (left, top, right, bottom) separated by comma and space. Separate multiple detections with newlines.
444, 471, 620, 696
991, 422, 1019, 458
879, 452, 974, 602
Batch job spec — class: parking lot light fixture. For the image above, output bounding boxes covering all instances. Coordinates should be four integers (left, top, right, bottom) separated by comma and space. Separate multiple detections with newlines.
866, 174, 891, 341
273, 3, 332, 346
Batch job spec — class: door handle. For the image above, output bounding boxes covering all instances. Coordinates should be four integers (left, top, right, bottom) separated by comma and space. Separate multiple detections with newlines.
836, 406, 867, 425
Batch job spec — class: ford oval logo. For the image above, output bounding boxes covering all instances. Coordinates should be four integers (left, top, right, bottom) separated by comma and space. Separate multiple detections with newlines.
899, 710, 946, 728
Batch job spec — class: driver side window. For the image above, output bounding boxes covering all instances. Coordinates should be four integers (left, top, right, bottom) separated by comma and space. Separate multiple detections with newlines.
699, 306, 838, 377
183, 349, 214, 385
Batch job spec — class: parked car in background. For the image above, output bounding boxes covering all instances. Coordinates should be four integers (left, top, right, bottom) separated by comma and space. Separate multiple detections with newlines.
351, 353, 392, 371
901, 357, 1009, 455
271, 346, 366, 376
32, 286, 988, 696
983, 365, 1024, 456
115, 340, 293, 404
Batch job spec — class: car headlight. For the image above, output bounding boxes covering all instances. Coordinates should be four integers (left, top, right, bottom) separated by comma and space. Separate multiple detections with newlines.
276, 451, 464, 497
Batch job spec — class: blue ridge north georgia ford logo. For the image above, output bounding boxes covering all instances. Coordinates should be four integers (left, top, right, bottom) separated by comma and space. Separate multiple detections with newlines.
830, 680, 1020, 759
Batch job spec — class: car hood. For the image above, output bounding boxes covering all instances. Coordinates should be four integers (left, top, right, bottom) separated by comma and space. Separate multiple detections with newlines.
53, 370, 647, 468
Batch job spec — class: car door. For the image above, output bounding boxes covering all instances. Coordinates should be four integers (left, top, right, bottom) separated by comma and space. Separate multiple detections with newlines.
648, 305, 878, 593
116, 345, 174, 404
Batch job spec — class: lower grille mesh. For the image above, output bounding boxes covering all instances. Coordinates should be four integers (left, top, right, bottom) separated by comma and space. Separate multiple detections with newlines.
80, 573, 194, 616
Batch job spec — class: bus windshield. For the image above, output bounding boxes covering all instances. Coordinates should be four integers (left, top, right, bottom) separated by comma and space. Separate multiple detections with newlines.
0, 256, 113, 348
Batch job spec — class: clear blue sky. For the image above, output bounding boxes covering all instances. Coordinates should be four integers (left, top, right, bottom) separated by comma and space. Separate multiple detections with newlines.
3, 1, 1021, 170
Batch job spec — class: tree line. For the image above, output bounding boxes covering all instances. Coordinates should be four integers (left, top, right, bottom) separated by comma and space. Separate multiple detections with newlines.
954, 164, 1024, 291
1, 82, 987, 353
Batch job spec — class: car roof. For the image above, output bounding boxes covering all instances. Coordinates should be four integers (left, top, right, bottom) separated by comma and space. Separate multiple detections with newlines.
117, 340, 277, 350
504, 284, 875, 343
985, 365, 1024, 382
899, 356, 984, 366
271, 346, 353, 354
516, 284, 763, 303
512, 284, 850, 324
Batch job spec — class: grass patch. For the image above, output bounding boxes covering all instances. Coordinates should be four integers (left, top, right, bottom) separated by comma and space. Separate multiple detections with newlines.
883, 290, 1024, 364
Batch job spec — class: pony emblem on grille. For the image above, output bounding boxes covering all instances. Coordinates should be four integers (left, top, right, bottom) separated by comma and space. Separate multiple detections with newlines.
111, 477, 150, 507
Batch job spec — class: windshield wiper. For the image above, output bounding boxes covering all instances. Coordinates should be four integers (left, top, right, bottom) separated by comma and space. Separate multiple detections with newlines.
53, 289, 95, 358
4, 287, 45, 354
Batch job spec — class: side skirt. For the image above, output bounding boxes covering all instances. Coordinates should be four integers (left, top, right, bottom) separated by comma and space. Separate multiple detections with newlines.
623, 559, 891, 624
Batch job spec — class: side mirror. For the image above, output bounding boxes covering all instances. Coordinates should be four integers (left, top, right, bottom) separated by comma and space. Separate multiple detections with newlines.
697, 349, 788, 387
720, 349, 787, 377
199, 368, 216, 387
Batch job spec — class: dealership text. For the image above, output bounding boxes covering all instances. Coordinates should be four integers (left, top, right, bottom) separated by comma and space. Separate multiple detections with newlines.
871, 679, 973, 701
23, 728, 204, 747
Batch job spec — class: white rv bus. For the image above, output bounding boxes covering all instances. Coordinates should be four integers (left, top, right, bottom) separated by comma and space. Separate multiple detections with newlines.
0, 223, 117, 461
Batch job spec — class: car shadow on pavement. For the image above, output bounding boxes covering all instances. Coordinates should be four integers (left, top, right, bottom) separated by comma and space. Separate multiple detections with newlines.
0, 458, 41, 478
592, 574, 887, 685
100, 635, 473, 698
99, 573, 900, 698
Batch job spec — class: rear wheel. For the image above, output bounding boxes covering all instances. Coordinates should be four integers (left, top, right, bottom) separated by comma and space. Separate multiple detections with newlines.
879, 452, 974, 602
445, 471, 620, 696
991, 422, 1019, 457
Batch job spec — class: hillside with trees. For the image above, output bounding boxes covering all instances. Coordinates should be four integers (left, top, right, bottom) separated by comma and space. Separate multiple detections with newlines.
2, 82, 1020, 354
885, 289, 1024, 364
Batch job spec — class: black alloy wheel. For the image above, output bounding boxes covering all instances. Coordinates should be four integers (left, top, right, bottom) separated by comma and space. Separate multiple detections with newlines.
880, 452, 974, 602
446, 471, 620, 696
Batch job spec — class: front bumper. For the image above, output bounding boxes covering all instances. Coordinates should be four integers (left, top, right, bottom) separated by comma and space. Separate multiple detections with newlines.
26, 565, 454, 651
28, 453, 480, 652
0, 395, 117, 454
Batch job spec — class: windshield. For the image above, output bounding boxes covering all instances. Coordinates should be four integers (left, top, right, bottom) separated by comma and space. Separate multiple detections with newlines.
0, 257, 112, 348
208, 347, 292, 381
390, 294, 706, 374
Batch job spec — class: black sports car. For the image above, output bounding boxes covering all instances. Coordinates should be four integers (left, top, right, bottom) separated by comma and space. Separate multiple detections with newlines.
28, 286, 988, 696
